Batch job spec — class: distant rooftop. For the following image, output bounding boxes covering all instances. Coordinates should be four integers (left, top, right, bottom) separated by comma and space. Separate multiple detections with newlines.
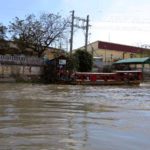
98, 41, 150, 53
113, 57, 150, 64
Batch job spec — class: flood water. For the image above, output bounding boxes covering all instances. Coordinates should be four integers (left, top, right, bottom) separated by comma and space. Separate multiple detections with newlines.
0, 83, 150, 150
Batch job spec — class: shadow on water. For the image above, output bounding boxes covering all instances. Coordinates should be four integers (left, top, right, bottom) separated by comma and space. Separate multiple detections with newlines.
0, 83, 150, 150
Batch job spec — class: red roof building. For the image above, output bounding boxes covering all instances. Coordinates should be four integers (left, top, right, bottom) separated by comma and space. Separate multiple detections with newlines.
79, 41, 150, 62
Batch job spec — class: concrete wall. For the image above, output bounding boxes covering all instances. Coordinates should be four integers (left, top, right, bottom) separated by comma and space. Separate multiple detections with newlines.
0, 64, 43, 82
0, 55, 44, 82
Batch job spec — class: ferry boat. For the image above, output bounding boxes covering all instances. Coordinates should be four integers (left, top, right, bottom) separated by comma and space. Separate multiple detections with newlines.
72, 70, 143, 85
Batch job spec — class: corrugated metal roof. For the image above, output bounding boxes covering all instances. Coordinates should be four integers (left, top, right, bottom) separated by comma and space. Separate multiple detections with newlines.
113, 57, 150, 64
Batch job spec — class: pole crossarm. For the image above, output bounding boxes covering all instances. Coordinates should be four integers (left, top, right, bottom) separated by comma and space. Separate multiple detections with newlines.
69, 10, 91, 55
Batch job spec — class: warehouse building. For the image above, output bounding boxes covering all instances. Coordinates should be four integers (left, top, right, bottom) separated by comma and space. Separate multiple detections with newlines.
80, 41, 150, 63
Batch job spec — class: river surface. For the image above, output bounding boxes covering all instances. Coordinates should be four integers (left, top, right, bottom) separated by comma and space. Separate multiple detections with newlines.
0, 83, 150, 150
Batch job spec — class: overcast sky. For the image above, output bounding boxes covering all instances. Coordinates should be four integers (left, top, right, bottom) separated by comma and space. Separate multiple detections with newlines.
1, 0, 150, 49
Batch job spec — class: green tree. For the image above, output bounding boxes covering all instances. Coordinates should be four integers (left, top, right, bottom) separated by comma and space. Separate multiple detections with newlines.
0, 23, 7, 40
73, 49, 93, 72
0, 23, 9, 54
9, 13, 69, 57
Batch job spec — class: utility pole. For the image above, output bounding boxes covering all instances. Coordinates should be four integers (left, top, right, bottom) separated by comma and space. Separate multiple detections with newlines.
85, 15, 89, 51
69, 10, 90, 55
70, 10, 74, 56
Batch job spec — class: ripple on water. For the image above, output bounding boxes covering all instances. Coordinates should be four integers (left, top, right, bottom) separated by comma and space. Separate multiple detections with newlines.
0, 83, 150, 150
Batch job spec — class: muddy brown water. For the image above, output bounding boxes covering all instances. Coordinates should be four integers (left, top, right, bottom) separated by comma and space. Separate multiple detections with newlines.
0, 83, 150, 150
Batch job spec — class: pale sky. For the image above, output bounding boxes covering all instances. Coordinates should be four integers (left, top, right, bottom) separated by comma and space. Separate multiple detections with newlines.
0, 0, 150, 49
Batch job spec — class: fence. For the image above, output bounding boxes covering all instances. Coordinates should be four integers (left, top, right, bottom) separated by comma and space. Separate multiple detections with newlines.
0, 55, 44, 66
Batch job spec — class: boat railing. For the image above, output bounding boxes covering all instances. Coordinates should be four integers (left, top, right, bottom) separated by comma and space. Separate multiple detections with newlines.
74, 70, 143, 82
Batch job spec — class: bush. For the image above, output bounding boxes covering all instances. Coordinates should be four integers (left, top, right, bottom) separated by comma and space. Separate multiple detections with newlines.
73, 49, 93, 72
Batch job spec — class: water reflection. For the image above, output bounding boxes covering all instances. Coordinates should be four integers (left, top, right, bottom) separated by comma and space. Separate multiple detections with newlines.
0, 83, 150, 150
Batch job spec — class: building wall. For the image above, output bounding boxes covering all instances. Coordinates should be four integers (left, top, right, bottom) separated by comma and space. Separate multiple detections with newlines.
93, 49, 142, 62
86, 41, 150, 63
43, 47, 65, 60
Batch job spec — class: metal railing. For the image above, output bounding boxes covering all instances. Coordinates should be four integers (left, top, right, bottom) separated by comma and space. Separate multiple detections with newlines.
0, 55, 44, 66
